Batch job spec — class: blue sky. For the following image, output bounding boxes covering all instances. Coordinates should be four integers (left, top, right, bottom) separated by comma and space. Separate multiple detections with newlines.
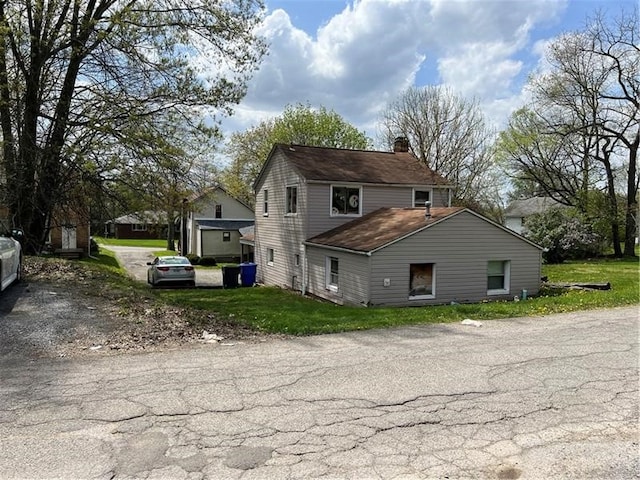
220, 0, 635, 146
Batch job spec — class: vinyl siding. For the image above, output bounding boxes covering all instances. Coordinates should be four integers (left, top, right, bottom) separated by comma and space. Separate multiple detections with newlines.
193, 190, 254, 219
306, 184, 451, 238
369, 211, 541, 306
254, 151, 306, 288
306, 246, 370, 306
200, 230, 241, 258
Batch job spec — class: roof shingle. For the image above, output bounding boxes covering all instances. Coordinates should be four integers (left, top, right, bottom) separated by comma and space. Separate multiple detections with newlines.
306, 207, 464, 253
272, 144, 451, 186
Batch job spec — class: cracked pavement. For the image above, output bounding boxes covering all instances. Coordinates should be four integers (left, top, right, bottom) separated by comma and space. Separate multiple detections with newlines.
0, 306, 638, 479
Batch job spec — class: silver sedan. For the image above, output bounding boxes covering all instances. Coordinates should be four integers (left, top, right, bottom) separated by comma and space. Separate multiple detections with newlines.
147, 256, 195, 287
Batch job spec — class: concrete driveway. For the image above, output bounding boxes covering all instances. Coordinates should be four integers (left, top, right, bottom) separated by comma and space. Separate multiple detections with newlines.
0, 306, 637, 479
104, 245, 223, 287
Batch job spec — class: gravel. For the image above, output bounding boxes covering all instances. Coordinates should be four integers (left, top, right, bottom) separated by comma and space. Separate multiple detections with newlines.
0, 257, 274, 359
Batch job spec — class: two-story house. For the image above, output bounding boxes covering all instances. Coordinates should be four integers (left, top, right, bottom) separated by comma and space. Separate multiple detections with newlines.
254, 140, 542, 307
184, 186, 254, 262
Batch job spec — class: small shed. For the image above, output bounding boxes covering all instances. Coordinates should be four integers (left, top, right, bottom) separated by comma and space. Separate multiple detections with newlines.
305, 207, 543, 307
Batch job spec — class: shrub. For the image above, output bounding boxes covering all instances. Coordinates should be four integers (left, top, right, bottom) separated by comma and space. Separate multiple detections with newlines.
186, 254, 200, 265
523, 207, 602, 263
198, 256, 217, 266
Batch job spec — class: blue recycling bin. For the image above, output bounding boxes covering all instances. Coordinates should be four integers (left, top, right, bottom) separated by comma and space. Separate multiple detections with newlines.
240, 262, 257, 287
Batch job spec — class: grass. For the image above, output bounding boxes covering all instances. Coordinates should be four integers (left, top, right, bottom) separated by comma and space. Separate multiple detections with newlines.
151, 256, 639, 336
94, 236, 170, 248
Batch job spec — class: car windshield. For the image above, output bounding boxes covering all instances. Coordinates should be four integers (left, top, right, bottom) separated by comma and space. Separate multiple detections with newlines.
158, 257, 190, 265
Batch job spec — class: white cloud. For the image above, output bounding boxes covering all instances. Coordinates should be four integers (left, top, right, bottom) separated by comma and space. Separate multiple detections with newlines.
222, 0, 571, 138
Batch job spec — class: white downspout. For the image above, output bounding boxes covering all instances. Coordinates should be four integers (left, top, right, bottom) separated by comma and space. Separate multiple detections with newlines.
300, 243, 307, 295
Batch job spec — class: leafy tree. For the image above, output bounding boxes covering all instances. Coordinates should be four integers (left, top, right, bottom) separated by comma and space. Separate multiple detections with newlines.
497, 8, 638, 257
221, 104, 372, 206
377, 86, 503, 216
524, 207, 602, 263
0, 0, 267, 253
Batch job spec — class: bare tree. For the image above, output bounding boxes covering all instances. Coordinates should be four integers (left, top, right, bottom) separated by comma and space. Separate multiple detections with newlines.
499, 8, 638, 256
0, 0, 267, 253
378, 86, 501, 214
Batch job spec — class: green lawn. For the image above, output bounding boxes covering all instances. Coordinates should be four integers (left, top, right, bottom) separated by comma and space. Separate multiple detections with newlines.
94, 236, 171, 249
153, 256, 639, 336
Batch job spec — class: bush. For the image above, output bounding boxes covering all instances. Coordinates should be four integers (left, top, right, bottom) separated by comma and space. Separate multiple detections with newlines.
186, 254, 200, 265
523, 207, 602, 263
198, 256, 217, 266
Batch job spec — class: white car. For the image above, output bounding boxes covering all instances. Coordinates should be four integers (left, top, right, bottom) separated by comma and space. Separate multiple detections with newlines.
0, 224, 23, 292
147, 256, 196, 287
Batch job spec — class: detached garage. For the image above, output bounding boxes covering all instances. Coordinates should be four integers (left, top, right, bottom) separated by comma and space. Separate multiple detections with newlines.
304, 207, 543, 307
195, 220, 254, 262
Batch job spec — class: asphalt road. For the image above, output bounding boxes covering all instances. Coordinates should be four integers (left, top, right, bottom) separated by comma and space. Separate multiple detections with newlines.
0, 305, 638, 479
105, 245, 223, 287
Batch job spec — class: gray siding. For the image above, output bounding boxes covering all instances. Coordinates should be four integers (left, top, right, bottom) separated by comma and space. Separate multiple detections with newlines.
200, 230, 241, 258
254, 152, 306, 288
306, 184, 450, 238
368, 211, 541, 306
306, 246, 370, 306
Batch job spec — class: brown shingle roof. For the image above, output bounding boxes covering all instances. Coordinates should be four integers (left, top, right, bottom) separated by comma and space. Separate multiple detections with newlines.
306, 207, 464, 253
272, 144, 451, 185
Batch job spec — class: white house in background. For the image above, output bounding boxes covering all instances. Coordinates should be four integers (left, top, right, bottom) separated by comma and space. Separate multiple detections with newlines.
253, 140, 543, 307
504, 197, 563, 234
184, 186, 254, 262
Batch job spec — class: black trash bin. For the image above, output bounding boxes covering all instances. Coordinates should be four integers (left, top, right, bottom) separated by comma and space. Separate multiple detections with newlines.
222, 265, 240, 288
240, 262, 257, 287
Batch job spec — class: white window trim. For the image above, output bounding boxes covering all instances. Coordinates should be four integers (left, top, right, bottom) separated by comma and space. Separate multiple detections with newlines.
487, 260, 511, 295
263, 189, 269, 217
285, 185, 298, 216
412, 188, 433, 208
215, 204, 223, 219
132, 223, 147, 231
294, 254, 300, 267
325, 256, 339, 292
409, 263, 436, 300
330, 184, 362, 217
267, 248, 274, 266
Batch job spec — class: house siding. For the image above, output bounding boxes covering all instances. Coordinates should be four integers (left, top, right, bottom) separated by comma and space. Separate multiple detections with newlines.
368, 211, 541, 306
306, 184, 451, 238
306, 246, 370, 306
200, 230, 241, 261
254, 151, 307, 288
193, 190, 254, 220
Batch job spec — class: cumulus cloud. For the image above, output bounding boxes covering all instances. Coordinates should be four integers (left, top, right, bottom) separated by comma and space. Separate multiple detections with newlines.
222, 0, 570, 137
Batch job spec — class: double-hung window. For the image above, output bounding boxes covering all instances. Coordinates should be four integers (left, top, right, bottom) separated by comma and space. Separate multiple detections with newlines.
413, 189, 432, 207
215, 205, 222, 218
326, 256, 339, 292
487, 260, 510, 295
331, 186, 361, 216
222, 231, 231, 242
286, 186, 297, 214
263, 189, 269, 216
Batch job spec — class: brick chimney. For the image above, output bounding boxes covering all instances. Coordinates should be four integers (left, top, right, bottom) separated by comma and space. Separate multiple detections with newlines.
393, 136, 409, 152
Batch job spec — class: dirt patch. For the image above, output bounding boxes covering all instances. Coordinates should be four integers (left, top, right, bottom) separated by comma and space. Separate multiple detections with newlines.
0, 257, 276, 359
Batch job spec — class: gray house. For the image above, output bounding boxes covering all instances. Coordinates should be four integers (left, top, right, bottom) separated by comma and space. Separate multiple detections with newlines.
184, 187, 254, 262
253, 141, 542, 307
504, 197, 562, 234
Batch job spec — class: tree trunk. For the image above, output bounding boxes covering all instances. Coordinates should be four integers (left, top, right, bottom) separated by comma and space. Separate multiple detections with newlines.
601, 154, 622, 257
623, 132, 638, 257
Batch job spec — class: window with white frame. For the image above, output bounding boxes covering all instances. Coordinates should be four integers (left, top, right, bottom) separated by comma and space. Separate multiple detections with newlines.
326, 256, 339, 291
413, 189, 432, 207
409, 263, 435, 299
286, 186, 297, 214
294, 254, 300, 267
215, 205, 222, 218
222, 231, 231, 242
263, 189, 269, 216
267, 248, 274, 266
331, 185, 361, 216
487, 260, 510, 295
132, 223, 147, 231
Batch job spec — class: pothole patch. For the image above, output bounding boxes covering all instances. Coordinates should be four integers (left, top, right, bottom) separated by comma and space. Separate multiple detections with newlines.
225, 446, 274, 470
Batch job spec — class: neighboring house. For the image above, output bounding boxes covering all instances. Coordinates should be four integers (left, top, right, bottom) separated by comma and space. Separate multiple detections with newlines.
184, 187, 254, 262
253, 140, 543, 307
504, 197, 563, 234
105, 211, 166, 240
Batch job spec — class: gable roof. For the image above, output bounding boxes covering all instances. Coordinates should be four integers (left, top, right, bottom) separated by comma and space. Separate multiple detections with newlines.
504, 197, 563, 218
306, 207, 543, 254
188, 185, 254, 212
255, 144, 452, 189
